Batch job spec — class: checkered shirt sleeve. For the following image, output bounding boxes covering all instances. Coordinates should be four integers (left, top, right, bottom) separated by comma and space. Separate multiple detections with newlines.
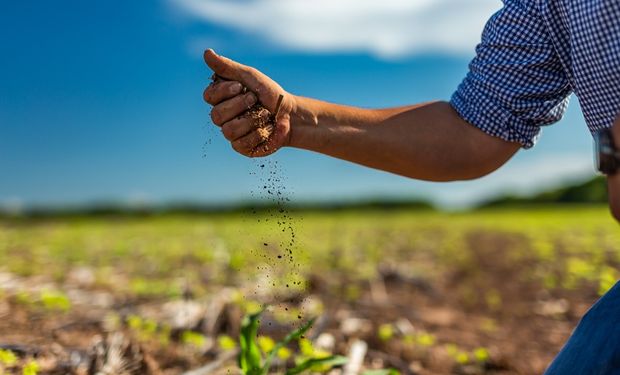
450, 0, 572, 149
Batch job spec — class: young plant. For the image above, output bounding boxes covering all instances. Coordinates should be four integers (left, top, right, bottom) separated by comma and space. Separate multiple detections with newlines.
362, 370, 400, 375
22, 360, 40, 375
238, 309, 347, 375
40, 290, 71, 312
0, 349, 17, 371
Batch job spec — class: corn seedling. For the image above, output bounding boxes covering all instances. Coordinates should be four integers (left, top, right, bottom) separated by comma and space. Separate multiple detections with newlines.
40, 290, 71, 312
473, 347, 490, 363
446, 344, 470, 365
181, 331, 208, 350
238, 309, 348, 375
22, 360, 40, 375
126, 315, 160, 342
219, 335, 237, 351
377, 324, 394, 342
0, 349, 17, 370
362, 370, 400, 375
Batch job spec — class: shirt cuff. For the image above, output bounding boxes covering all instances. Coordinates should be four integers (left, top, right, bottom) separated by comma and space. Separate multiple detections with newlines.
450, 82, 542, 149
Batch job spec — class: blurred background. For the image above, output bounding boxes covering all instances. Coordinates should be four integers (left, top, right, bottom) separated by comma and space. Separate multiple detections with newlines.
0, 0, 601, 211
0, 1, 618, 375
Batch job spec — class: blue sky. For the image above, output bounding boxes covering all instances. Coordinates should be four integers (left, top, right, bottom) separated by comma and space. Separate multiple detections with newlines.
0, 1, 597, 210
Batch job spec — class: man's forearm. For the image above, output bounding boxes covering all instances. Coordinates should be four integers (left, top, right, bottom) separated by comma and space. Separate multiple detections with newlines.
289, 97, 521, 181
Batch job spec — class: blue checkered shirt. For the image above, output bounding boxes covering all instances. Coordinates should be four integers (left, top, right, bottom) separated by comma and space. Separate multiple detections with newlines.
451, 0, 620, 148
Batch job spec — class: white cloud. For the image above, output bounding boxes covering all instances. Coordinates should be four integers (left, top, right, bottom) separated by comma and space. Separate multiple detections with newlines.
171, 0, 502, 58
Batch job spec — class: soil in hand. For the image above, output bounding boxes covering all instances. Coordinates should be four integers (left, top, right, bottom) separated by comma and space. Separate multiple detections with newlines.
210, 74, 283, 153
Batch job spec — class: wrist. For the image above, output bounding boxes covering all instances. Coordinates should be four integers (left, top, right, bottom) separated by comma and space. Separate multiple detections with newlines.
288, 95, 320, 149
290, 95, 319, 128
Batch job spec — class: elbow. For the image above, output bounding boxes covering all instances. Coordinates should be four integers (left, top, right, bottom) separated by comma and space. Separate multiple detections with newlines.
408, 161, 507, 182
429, 137, 521, 182
427, 159, 509, 182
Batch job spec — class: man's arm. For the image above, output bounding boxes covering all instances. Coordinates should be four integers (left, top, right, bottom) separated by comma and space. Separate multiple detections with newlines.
203, 50, 520, 182
608, 119, 620, 222
289, 98, 520, 181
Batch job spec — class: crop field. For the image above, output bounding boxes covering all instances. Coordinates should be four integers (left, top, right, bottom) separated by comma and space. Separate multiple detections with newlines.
0, 207, 618, 375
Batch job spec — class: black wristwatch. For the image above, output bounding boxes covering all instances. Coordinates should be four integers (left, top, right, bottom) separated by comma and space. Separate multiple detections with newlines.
595, 128, 619, 175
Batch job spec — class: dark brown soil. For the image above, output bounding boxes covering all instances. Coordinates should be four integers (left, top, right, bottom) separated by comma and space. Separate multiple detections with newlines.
0, 257, 594, 375
210, 74, 280, 152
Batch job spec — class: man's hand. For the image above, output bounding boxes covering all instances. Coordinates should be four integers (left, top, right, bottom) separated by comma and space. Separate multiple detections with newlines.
203, 49, 296, 157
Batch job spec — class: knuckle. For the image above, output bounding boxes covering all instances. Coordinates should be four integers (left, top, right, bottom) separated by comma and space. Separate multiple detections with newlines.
210, 109, 222, 125
221, 123, 235, 140
203, 87, 212, 103
248, 133, 261, 148
244, 92, 257, 107
242, 134, 259, 150
237, 137, 250, 150
228, 82, 243, 95
231, 140, 246, 154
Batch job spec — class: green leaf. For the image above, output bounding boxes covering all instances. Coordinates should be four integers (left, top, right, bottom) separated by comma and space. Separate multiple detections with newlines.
262, 318, 316, 374
377, 324, 394, 341
22, 360, 40, 375
0, 349, 17, 366
286, 355, 348, 375
218, 334, 237, 351
362, 369, 400, 375
239, 309, 265, 375
181, 331, 207, 349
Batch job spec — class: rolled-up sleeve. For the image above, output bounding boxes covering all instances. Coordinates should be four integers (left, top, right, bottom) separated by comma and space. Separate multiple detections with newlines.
450, 0, 572, 148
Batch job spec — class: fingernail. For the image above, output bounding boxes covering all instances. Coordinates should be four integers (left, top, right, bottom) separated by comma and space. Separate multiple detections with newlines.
230, 82, 243, 95
245, 93, 257, 106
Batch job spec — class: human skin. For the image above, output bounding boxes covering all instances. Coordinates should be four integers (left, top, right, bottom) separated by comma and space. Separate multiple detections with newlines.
203, 49, 620, 222
608, 118, 620, 222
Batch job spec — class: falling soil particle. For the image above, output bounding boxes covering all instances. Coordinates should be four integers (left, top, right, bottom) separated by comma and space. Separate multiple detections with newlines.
208, 75, 307, 327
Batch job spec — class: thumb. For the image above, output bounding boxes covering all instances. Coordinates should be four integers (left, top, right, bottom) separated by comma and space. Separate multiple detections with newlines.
204, 49, 251, 84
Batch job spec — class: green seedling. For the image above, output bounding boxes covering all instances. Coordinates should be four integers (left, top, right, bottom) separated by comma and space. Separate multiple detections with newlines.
446, 344, 469, 365
126, 315, 168, 344
22, 360, 40, 375
40, 290, 71, 312
257, 336, 275, 354
377, 324, 394, 342
238, 309, 347, 375
473, 347, 489, 363
15, 291, 34, 306
416, 332, 436, 347
181, 331, 208, 349
362, 370, 400, 375
0, 349, 17, 366
219, 335, 237, 351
